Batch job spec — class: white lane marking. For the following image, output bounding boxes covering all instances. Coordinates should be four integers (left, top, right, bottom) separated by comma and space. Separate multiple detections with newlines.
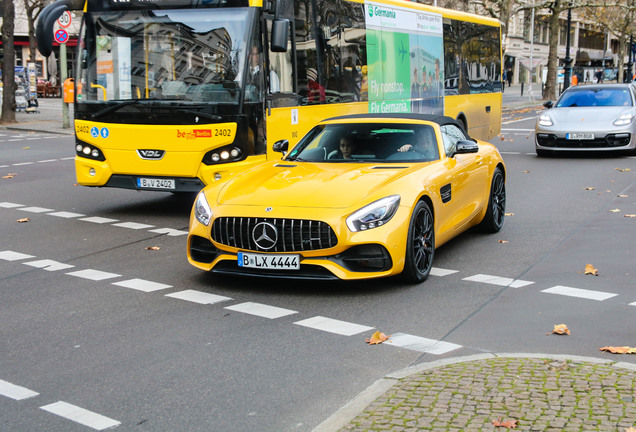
23, 259, 75, 272
112, 222, 155, 230
80, 216, 119, 224
388, 333, 462, 355
66, 269, 122, 281
37, 159, 59, 163
430, 267, 459, 277
541, 285, 618, 301
0, 202, 25, 208
47, 211, 86, 218
462, 273, 534, 288
0, 379, 39, 400
112, 278, 172, 293
225, 302, 298, 319
500, 151, 521, 155
11, 162, 34, 166
17, 206, 54, 213
60, 157, 75, 160
294, 316, 373, 336
40, 401, 121, 431
630, 301, 636, 306
0, 250, 36, 261
149, 228, 188, 237
500, 128, 535, 132
165, 290, 232, 305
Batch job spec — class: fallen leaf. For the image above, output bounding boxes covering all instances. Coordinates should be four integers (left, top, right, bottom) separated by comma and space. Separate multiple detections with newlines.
625, 214, 636, 218
599, 346, 636, 354
522, 170, 530, 173
365, 331, 390, 345
146, 246, 161, 251
498, 240, 508, 243
2, 175, 14, 179
505, 212, 515, 216
492, 417, 518, 428
584, 264, 599, 276
16, 218, 30, 223
584, 187, 596, 190
616, 168, 631, 172
22, 147, 30, 150
617, 194, 628, 198
610, 209, 621, 213
547, 323, 570, 335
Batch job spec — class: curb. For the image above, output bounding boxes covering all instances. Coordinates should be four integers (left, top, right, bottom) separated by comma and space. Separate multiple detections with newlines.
312, 353, 636, 432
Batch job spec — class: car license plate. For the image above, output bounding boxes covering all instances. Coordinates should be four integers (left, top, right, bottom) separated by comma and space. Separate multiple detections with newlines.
238, 252, 300, 270
136, 177, 176, 190
566, 133, 594, 140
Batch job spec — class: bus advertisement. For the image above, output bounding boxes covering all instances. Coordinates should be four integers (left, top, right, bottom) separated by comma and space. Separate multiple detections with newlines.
37, 0, 502, 193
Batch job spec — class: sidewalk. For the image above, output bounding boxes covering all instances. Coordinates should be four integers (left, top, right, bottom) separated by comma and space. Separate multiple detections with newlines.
316, 353, 636, 432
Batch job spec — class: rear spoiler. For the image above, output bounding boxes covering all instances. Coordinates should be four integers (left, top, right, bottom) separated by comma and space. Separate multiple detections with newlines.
36, 0, 85, 57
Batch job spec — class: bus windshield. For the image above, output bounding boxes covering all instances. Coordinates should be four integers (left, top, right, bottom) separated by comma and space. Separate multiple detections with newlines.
77, 8, 253, 104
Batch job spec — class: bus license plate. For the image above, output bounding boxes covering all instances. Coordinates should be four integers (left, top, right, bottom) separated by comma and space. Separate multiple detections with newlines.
137, 178, 176, 190
238, 252, 300, 270
566, 133, 594, 140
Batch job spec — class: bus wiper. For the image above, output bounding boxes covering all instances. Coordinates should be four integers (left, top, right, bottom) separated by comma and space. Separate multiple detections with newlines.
91, 100, 140, 120
175, 109, 222, 121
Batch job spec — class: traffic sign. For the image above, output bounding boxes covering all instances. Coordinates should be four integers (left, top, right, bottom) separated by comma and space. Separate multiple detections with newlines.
54, 29, 69, 44
57, 11, 72, 28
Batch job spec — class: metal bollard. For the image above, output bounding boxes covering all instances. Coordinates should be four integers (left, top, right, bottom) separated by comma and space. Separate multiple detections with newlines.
520, 82, 524, 96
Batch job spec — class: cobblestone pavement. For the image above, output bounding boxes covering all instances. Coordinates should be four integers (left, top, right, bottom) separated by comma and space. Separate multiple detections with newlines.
336, 356, 636, 432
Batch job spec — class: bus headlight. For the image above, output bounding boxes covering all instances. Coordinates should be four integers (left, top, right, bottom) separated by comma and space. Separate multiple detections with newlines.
75, 141, 105, 161
194, 192, 213, 226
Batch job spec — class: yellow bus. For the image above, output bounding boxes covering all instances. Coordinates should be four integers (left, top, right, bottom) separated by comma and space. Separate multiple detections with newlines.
37, 0, 501, 192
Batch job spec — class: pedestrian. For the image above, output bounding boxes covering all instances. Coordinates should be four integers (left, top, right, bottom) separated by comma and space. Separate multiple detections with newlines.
506, 68, 513, 87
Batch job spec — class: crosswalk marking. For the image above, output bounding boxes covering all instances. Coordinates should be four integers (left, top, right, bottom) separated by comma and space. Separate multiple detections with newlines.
541, 285, 617, 301
47, 211, 85, 218
17, 206, 53, 213
23, 259, 75, 272
294, 316, 373, 336
225, 302, 298, 319
40, 401, 120, 431
112, 278, 172, 292
0, 202, 24, 208
165, 290, 232, 305
112, 221, 155, 230
149, 228, 188, 236
80, 216, 119, 224
387, 333, 462, 355
463, 273, 534, 288
430, 267, 459, 277
0, 379, 39, 400
0, 250, 35, 261
66, 269, 122, 281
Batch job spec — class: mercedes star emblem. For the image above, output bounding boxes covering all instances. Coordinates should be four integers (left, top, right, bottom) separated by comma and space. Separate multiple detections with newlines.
252, 222, 278, 250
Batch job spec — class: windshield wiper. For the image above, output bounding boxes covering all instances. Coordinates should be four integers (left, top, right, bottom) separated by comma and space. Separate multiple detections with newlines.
91, 100, 140, 120
175, 109, 222, 121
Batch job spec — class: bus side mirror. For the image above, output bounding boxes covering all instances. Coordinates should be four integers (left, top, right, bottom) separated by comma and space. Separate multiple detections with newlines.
36, 0, 84, 57
271, 19, 289, 53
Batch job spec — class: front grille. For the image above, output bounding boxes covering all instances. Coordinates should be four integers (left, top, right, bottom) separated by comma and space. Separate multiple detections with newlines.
537, 133, 631, 148
212, 217, 338, 252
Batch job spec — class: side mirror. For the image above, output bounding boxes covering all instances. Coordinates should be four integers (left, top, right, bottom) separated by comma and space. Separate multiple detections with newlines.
454, 140, 479, 155
271, 19, 289, 53
272, 139, 289, 153
543, 100, 553, 109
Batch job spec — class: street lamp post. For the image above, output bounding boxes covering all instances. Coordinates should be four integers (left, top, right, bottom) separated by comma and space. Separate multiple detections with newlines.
562, 7, 572, 92
628, 35, 634, 82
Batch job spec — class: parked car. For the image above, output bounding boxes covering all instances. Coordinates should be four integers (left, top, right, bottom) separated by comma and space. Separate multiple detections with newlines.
535, 84, 636, 156
188, 114, 506, 282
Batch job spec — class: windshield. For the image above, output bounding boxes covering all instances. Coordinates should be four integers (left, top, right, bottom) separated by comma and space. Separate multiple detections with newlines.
286, 123, 440, 163
76, 8, 253, 104
556, 88, 634, 108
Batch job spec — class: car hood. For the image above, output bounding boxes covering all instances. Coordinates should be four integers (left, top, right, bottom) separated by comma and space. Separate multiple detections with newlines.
214, 162, 423, 208
548, 106, 631, 128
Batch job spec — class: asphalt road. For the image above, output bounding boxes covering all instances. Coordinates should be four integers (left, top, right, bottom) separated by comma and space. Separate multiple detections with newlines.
1, 112, 635, 431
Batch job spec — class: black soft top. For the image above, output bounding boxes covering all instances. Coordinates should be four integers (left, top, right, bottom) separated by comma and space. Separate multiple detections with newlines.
324, 113, 467, 134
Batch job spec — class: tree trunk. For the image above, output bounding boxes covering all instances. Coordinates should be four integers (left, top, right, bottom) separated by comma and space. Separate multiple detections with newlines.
542, 1, 561, 101
1, 0, 17, 123
617, 34, 626, 83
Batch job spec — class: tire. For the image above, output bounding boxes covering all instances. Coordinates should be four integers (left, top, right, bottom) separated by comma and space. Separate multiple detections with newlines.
401, 200, 435, 283
477, 167, 506, 233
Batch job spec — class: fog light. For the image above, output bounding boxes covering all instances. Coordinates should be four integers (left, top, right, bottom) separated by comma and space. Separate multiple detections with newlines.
89, 168, 96, 176
214, 172, 222, 181
82, 146, 91, 155
220, 151, 229, 160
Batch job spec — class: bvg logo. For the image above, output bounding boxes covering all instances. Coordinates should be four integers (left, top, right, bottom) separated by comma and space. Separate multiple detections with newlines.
137, 149, 165, 160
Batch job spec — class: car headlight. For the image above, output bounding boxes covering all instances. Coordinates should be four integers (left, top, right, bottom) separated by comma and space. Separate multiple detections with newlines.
346, 195, 400, 232
613, 113, 634, 126
194, 192, 213, 226
538, 114, 553, 127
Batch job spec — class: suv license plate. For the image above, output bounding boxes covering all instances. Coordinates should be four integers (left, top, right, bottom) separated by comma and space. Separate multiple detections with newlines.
137, 178, 176, 190
238, 252, 300, 270
566, 133, 594, 140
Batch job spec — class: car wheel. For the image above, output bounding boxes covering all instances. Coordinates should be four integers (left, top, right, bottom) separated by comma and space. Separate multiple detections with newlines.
402, 200, 435, 283
477, 167, 505, 233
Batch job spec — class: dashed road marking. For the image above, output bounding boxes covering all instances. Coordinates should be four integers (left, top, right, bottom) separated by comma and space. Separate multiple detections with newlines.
149, 228, 188, 237
66, 269, 122, 281
225, 302, 298, 319
0, 379, 39, 400
112, 222, 155, 230
294, 316, 373, 336
430, 267, 459, 277
541, 285, 618, 301
0, 250, 35, 261
112, 278, 172, 293
387, 333, 462, 355
11, 162, 34, 166
37, 159, 60, 163
80, 216, 120, 224
165, 290, 232, 305
462, 273, 534, 288
40, 401, 120, 431
17, 206, 54, 213
0, 202, 25, 208
48, 211, 85, 218
23, 259, 75, 271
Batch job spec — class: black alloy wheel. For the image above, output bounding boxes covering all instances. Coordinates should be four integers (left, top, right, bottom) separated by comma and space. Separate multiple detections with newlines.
402, 200, 435, 283
478, 167, 506, 233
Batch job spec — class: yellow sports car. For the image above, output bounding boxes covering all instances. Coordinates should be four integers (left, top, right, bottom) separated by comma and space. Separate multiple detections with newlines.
188, 114, 506, 282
